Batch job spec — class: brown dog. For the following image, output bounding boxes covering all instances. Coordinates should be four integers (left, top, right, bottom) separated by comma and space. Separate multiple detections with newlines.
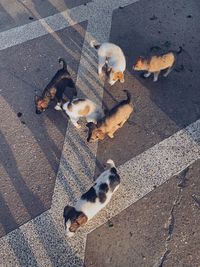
133, 47, 182, 82
86, 90, 133, 142
35, 58, 77, 114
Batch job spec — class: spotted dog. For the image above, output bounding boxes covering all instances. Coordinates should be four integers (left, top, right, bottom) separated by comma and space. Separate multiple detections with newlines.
63, 159, 120, 237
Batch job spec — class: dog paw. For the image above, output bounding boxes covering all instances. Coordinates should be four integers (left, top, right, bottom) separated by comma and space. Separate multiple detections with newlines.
54, 105, 62, 111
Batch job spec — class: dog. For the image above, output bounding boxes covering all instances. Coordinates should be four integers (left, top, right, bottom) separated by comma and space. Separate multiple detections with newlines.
63, 159, 120, 237
90, 41, 126, 86
133, 47, 182, 82
35, 58, 77, 114
62, 98, 104, 128
86, 90, 133, 142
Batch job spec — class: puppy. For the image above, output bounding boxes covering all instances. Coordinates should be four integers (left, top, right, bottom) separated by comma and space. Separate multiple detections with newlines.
63, 159, 120, 237
35, 58, 77, 114
91, 41, 126, 86
133, 47, 182, 82
62, 98, 104, 128
86, 90, 133, 142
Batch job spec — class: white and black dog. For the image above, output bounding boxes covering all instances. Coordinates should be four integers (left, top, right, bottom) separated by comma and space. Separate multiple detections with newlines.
63, 159, 120, 237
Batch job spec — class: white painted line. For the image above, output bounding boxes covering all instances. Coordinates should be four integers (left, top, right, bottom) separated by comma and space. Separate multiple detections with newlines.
0, 8, 81, 51
0, 0, 137, 51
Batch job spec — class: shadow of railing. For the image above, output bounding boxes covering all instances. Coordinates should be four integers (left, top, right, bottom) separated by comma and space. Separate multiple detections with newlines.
0, 130, 46, 235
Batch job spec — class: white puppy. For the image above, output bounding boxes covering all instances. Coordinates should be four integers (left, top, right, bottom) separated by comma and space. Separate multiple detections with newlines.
63, 159, 120, 237
62, 98, 104, 128
91, 41, 126, 86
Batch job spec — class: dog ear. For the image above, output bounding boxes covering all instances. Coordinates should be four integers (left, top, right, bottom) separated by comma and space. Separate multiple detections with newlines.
63, 205, 74, 218
138, 56, 145, 62
133, 57, 144, 70
86, 122, 97, 130
63, 205, 76, 230
97, 120, 103, 128
86, 122, 95, 142
63, 205, 73, 229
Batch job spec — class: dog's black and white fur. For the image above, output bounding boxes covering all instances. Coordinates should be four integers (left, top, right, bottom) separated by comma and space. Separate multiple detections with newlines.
63, 159, 120, 237
35, 58, 77, 114
62, 98, 104, 128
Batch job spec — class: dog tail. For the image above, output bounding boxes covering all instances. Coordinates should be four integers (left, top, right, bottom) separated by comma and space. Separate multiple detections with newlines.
59, 58, 67, 70
176, 46, 183, 55
123, 90, 131, 104
171, 46, 183, 55
90, 40, 101, 50
107, 159, 116, 168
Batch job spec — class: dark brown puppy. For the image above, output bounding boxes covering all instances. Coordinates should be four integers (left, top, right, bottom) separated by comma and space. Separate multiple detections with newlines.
35, 58, 77, 114
86, 90, 133, 142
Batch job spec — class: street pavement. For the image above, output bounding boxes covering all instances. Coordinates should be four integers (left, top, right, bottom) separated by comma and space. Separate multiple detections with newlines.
0, 0, 200, 266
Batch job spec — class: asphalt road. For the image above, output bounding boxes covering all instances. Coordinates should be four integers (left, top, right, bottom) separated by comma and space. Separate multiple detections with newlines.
0, 0, 200, 266
0, 20, 87, 236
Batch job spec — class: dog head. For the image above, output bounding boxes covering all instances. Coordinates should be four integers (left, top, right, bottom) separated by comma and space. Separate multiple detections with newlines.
109, 71, 125, 86
35, 95, 49, 114
133, 57, 147, 71
86, 122, 106, 142
63, 205, 88, 237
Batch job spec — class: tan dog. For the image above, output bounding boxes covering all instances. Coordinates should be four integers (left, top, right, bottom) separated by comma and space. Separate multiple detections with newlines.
133, 47, 182, 82
86, 90, 133, 142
